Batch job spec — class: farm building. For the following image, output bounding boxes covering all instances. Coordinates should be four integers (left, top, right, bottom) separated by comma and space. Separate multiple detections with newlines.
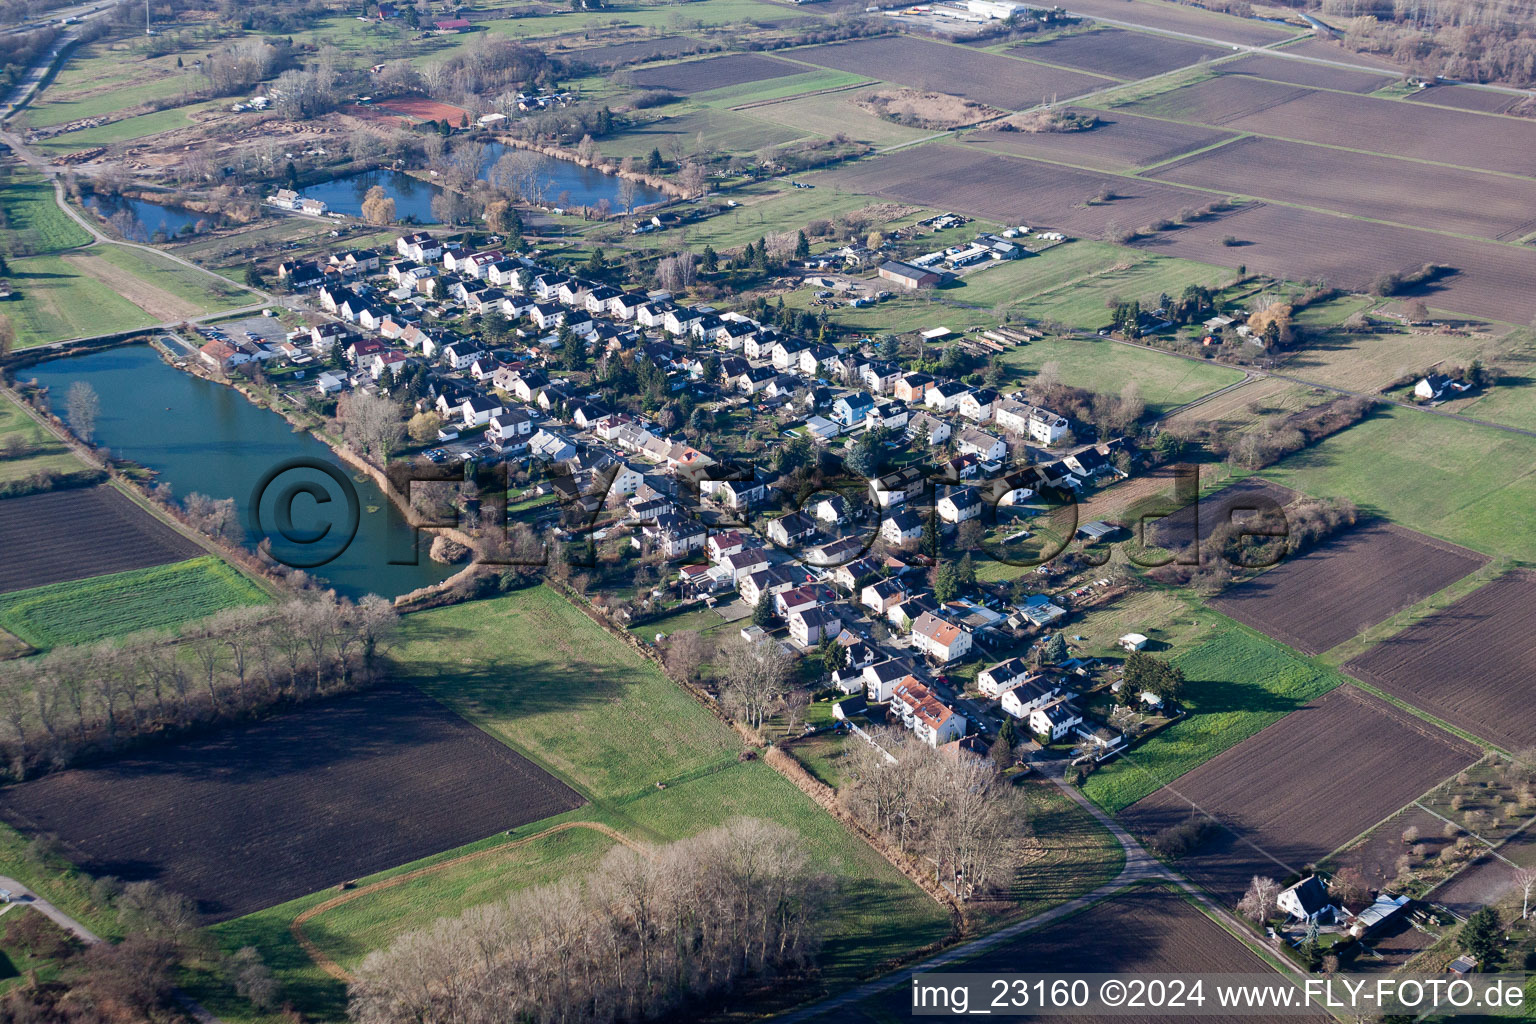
1119, 633, 1149, 652
877, 260, 941, 290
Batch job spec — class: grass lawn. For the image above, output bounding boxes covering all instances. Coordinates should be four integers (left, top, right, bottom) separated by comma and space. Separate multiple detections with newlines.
31, 103, 221, 156
4, 253, 158, 347
627, 602, 735, 642
485, 0, 800, 38
939, 240, 1132, 309
1009, 251, 1234, 329
187, 584, 952, 1023
5, 246, 254, 348
999, 334, 1244, 413
0, 556, 268, 649
0, 819, 123, 942
654, 184, 905, 252
89, 245, 256, 310
1081, 624, 1345, 814
0, 172, 92, 258
1258, 405, 1536, 560
22, 68, 197, 129
0, 392, 87, 484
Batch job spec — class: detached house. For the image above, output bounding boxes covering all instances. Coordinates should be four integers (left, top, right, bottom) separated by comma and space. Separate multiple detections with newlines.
459, 394, 504, 428
789, 606, 839, 647
864, 658, 916, 703
936, 486, 982, 524
925, 380, 971, 413
957, 428, 1006, 463
881, 508, 925, 546
1029, 698, 1083, 742
911, 612, 972, 663
995, 400, 1069, 445
861, 577, 907, 615
831, 393, 875, 429
767, 511, 817, 548
977, 657, 1033, 698
957, 388, 998, 423
999, 676, 1062, 719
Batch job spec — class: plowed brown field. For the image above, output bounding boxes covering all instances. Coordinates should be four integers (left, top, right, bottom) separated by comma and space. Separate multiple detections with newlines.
0, 684, 584, 920
1123, 687, 1478, 901
1344, 571, 1536, 751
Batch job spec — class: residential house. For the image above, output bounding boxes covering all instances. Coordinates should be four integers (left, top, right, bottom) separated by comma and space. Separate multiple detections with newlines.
906, 411, 951, 447
895, 373, 935, 405
881, 508, 925, 546
925, 380, 971, 413
724, 547, 771, 584
486, 409, 533, 451
977, 657, 1033, 698
1277, 877, 1335, 925
397, 233, 442, 261
831, 392, 875, 429
529, 428, 578, 463
864, 658, 915, 703
956, 427, 1006, 463
707, 529, 747, 563
459, 394, 504, 428
995, 400, 1069, 445
868, 400, 910, 433
649, 513, 707, 558
999, 676, 1062, 718
767, 511, 817, 548
862, 577, 907, 615
957, 388, 998, 423
911, 611, 972, 663
1029, 697, 1082, 742
739, 565, 804, 608
860, 361, 902, 394
891, 677, 966, 746
871, 466, 928, 509
789, 606, 840, 647
936, 486, 982, 524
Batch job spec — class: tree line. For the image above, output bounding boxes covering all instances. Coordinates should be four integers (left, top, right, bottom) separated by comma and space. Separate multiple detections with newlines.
349, 819, 828, 1024
0, 593, 397, 780
840, 727, 1031, 899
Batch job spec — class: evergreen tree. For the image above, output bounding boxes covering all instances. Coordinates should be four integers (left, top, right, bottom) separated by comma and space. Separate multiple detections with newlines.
794, 230, 810, 260
1037, 633, 1067, 666
285, 161, 299, 190
701, 245, 718, 273
647, 147, 664, 172
752, 592, 774, 628
933, 560, 958, 604
1460, 908, 1501, 966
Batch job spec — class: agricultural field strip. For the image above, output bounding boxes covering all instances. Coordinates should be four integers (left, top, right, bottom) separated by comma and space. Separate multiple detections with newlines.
0, 485, 204, 594
1206, 521, 1490, 657
1122, 76, 1536, 178
1122, 688, 1481, 900
0, 684, 585, 921
1343, 571, 1536, 754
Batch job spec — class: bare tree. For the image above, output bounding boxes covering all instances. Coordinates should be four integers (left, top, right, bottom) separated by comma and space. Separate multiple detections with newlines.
360, 185, 396, 226
1515, 866, 1536, 919
1237, 876, 1280, 924
337, 392, 406, 463
718, 637, 794, 730
65, 381, 100, 443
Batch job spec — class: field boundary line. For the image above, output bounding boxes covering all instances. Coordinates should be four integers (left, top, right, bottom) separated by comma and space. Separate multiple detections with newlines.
290, 820, 645, 983
728, 79, 874, 111
1413, 801, 1516, 866
1340, 676, 1501, 754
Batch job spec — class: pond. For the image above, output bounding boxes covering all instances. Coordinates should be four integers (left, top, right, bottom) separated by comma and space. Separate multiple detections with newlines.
24, 345, 454, 601
84, 194, 213, 242
299, 169, 444, 224
477, 145, 666, 210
